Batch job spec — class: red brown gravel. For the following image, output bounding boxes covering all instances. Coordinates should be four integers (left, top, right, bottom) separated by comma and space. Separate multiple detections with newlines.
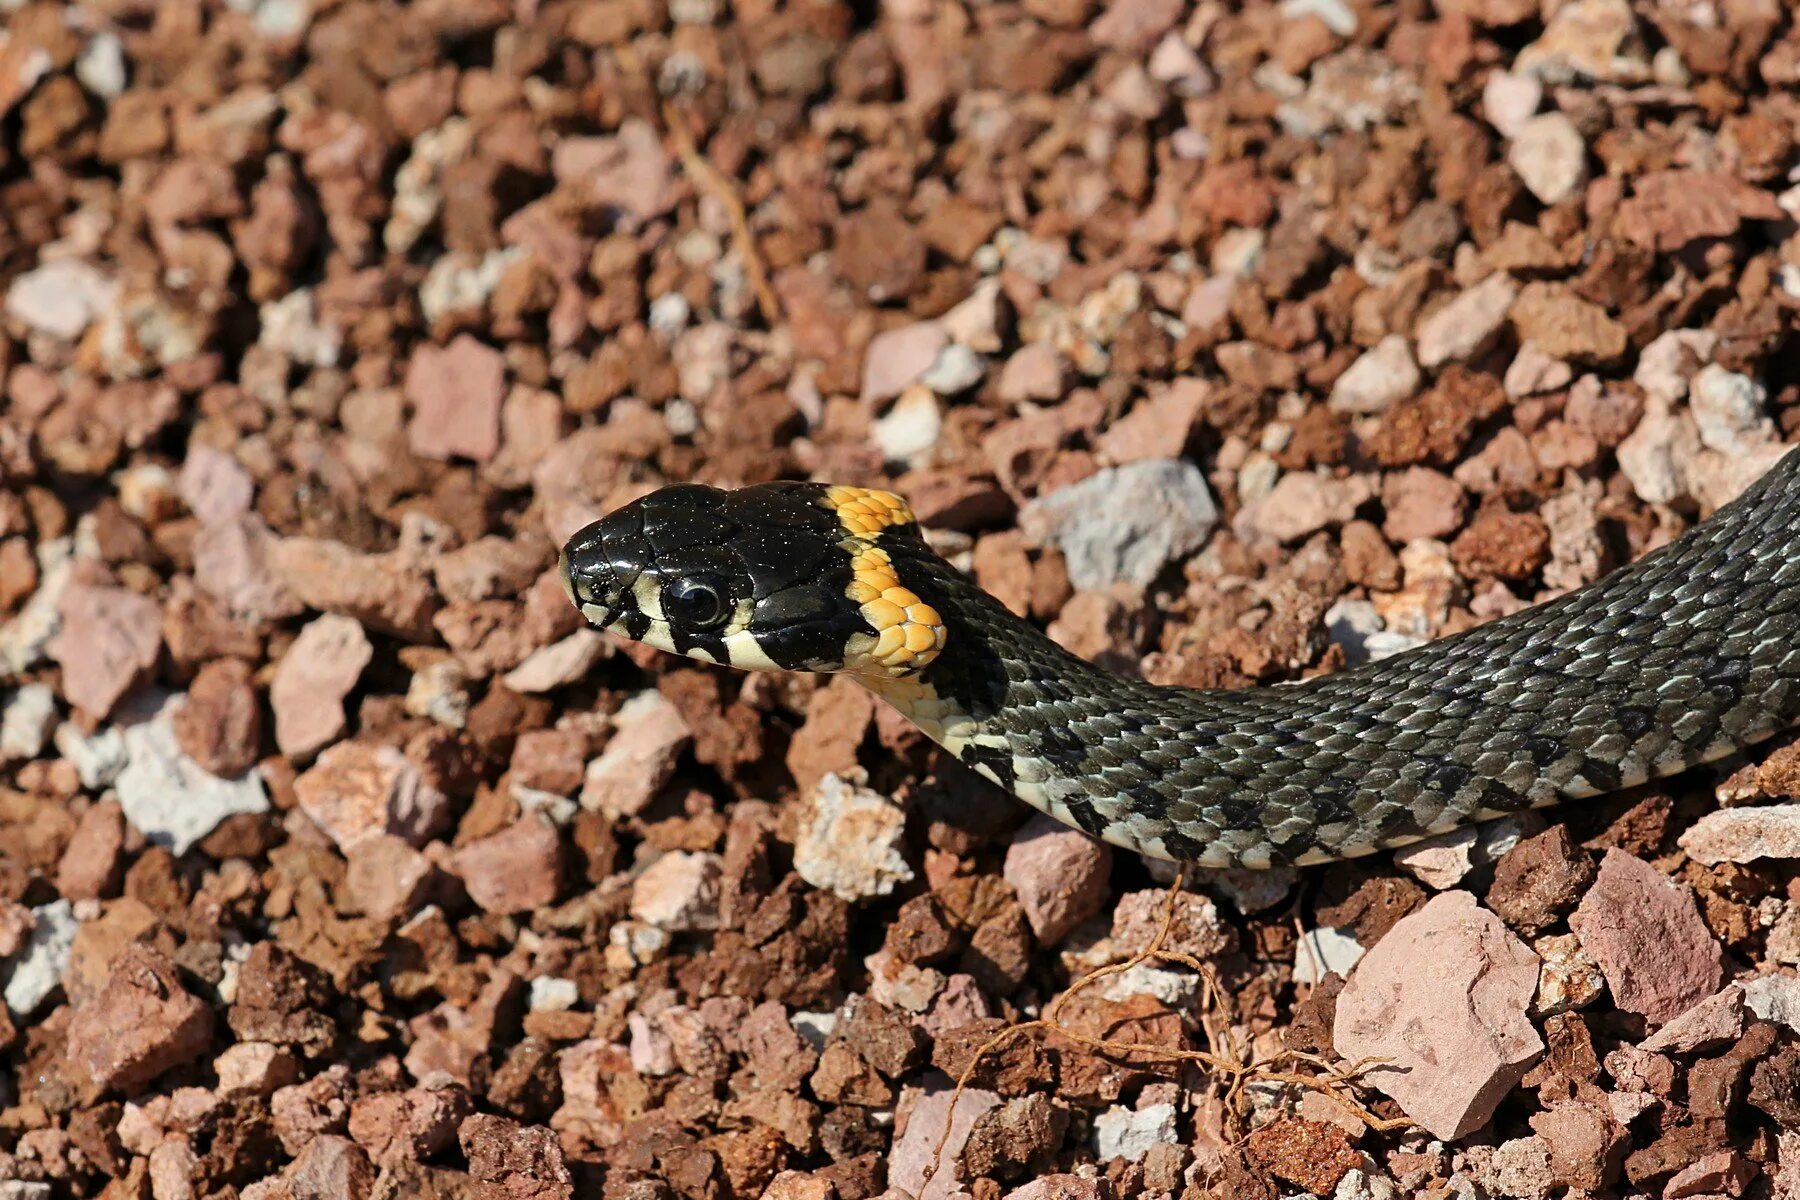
0, 0, 1798, 1195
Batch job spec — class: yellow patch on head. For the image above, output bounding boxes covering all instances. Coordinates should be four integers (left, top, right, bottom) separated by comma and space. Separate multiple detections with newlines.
823, 485, 916, 538
844, 544, 946, 674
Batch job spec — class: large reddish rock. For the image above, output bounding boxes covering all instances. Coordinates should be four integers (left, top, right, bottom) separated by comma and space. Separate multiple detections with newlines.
67, 944, 214, 1094
454, 816, 564, 915
1568, 849, 1726, 1026
1334, 890, 1542, 1139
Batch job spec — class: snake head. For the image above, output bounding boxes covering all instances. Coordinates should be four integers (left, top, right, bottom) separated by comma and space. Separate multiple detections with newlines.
560, 482, 947, 678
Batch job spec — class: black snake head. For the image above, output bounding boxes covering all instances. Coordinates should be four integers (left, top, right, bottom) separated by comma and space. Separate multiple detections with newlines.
561, 481, 947, 678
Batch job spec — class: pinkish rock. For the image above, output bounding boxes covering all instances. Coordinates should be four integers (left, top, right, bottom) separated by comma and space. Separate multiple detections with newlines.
890, 1079, 1002, 1200
1416, 273, 1519, 369
215, 1041, 300, 1099
1664, 1150, 1753, 1199
1003, 813, 1111, 945
405, 334, 507, 463
49, 582, 162, 719
272, 538, 439, 642
1381, 468, 1468, 543
404, 972, 521, 1085
348, 1085, 469, 1167
68, 944, 215, 1094
1678, 803, 1800, 865
1639, 985, 1750, 1054
1243, 472, 1373, 544
270, 614, 372, 760
1334, 890, 1543, 1139
1569, 849, 1726, 1026
996, 342, 1064, 405
289, 1135, 375, 1200
1090, 0, 1182, 54
862, 321, 949, 404
293, 740, 451, 851
580, 690, 691, 818
345, 834, 437, 920
500, 630, 609, 694
551, 118, 675, 227
0, 900, 32, 958
454, 816, 564, 915
193, 512, 303, 624
179, 443, 254, 526
630, 851, 722, 932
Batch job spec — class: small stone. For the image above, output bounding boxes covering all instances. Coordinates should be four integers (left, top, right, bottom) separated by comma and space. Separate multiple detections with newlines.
4, 259, 115, 340
406, 334, 507, 462
1532, 932, 1605, 1016
1244, 472, 1373, 544
1110, 889, 1234, 960
1504, 343, 1574, 398
873, 386, 943, 464
1488, 825, 1594, 936
117, 701, 270, 855
1329, 335, 1419, 414
1334, 890, 1542, 1139
460, 1113, 574, 1200
1640, 985, 1750, 1054
1019, 459, 1218, 590
271, 614, 372, 760
1568, 849, 1726, 1026
997, 343, 1065, 405
1092, 1102, 1177, 1162
1516, 0, 1648, 84
581, 690, 691, 818
793, 773, 914, 902
1193, 865, 1297, 914
1634, 329, 1717, 405
345, 835, 436, 920
1740, 974, 1800, 1032
348, 1085, 468, 1167
179, 444, 255, 527
1688, 364, 1772, 457
1381, 467, 1467, 543
921, 344, 985, 396
1482, 71, 1542, 137
1680, 803, 1800, 864
216, 1042, 300, 1098
56, 799, 127, 901
500, 630, 609, 694
50, 582, 162, 719
630, 851, 722, 931
1507, 112, 1588, 205
2, 900, 78, 1015
293, 740, 450, 852
173, 658, 263, 777
1245, 1118, 1362, 1194
1509, 282, 1626, 364
1416, 273, 1518, 369
862, 321, 949, 405
0, 683, 55, 762
290, 1136, 375, 1200
1664, 1150, 1754, 1199
273, 539, 438, 643
890, 1079, 1002, 1200
68, 944, 213, 1093
454, 816, 563, 915
1294, 924, 1366, 986
1003, 813, 1110, 944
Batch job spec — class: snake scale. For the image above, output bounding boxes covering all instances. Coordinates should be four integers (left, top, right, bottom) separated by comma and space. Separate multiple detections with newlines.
562, 450, 1800, 868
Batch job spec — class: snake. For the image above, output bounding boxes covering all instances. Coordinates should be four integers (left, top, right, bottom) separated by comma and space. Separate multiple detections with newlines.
560, 451, 1800, 869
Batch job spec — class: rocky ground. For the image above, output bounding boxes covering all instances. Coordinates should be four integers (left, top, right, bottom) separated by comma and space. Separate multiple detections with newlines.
3, 0, 1800, 1197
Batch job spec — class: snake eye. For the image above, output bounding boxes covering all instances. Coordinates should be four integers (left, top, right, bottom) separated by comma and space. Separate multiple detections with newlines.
663, 577, 730, 629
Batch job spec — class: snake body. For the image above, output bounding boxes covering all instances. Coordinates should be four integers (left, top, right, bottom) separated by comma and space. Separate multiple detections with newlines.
563, 450, 1800, 868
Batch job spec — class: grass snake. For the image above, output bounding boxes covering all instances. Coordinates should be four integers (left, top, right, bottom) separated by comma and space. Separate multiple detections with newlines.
561, 453, 1800, 868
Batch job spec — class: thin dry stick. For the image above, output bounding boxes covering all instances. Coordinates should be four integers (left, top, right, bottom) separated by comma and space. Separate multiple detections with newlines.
611, 45, 783, 328
658, 101, 783, 328
922, 868, 1409, 1188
